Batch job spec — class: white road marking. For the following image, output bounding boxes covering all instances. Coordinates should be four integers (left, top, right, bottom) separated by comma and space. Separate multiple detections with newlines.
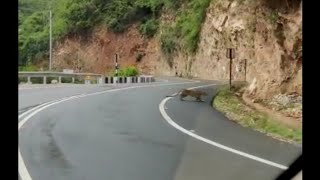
18, 78, 199, 90
18, 148, 32, 180
159, 84, 289, 170
18, 80, 201, 180
187, 84, 216, 90
19, 96, 80, 119
18, 80, 202, 118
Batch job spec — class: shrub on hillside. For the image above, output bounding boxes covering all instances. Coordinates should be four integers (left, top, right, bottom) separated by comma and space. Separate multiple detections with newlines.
115, 66, 139, 77
139, 18, 158, 38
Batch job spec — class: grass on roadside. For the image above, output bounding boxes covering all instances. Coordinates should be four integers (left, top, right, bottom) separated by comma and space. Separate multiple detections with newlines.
213, 86, 302, 144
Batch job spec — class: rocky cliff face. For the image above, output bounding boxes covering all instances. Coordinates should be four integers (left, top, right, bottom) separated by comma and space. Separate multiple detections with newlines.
189, 0, 302, 99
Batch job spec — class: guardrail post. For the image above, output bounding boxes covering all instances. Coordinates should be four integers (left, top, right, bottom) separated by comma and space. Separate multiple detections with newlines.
43, 76, 47, 84
113, 77, 118, 84
27, 76, 32, 84
138, 77, 141, 83
126, 77, 131, 84
19, 72, 107, 85
100, 76, 105, 84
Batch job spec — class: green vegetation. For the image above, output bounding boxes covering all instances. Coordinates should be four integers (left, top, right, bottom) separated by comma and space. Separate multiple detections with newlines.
19, 0, 53, 67
139, 18, 159, 38
19, 0, 165, 66
175, 0, 211, 53
30, 77, 44, 84
160, 25, 176, 67
61, 77, 73, 83
269, 10, 279, 26
160, 0, 211, 56
18, 64, 38, 71
74, 78, 85, 84
18, 77, 28, 84
114, 66, 139, 77
19, 0, 211, 67
213, 87, 302, 143
160, 26, 177, 56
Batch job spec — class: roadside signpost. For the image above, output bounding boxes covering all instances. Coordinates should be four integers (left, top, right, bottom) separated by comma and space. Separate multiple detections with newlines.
226, 48, 235, 90
114, 53, 119, 84
115, 53, 119, 75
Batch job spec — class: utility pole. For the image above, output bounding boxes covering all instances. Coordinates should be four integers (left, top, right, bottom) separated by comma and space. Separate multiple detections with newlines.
49, 10, 52, 71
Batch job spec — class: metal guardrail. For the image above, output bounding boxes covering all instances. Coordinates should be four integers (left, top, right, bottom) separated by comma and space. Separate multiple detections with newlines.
18, 72, 155, 85
18, 71, 103, 77
19, 71, 104, 84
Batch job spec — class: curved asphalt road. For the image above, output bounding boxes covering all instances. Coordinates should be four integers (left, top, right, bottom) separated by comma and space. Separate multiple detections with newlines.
19, 77, 302, 180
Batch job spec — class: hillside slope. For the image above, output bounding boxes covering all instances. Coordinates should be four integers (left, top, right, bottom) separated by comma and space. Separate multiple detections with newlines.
23, 0, 302, 100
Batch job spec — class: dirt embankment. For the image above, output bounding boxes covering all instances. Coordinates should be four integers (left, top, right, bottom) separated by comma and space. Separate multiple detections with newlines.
242, 92, 301, 130
51, 0, 302, 113
52, 25, 171, 75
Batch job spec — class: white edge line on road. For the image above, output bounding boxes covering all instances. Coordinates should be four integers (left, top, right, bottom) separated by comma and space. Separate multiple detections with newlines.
18, 78, 200, 90
158, 84, 289, 170
18, 80, 200, 118
19, 96, 79, 119
18, 148, 32, 180
18, 80, 201, 180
